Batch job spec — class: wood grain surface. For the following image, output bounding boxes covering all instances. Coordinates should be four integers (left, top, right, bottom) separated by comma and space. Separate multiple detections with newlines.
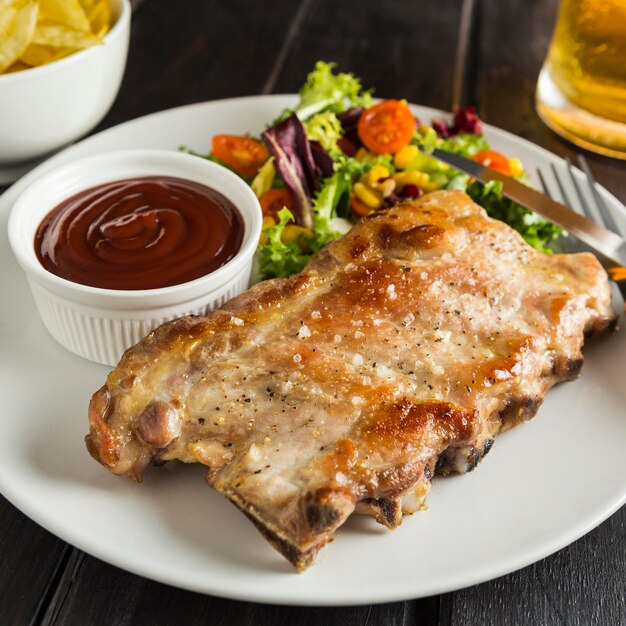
1, 0, 624, 624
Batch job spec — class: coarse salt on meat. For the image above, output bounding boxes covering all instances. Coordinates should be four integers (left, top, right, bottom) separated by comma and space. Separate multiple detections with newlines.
86, 190, 615, 572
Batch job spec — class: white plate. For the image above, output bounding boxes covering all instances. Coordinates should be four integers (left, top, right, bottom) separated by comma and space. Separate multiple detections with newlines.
1, 96, 625, 606
0, 155, 48, 186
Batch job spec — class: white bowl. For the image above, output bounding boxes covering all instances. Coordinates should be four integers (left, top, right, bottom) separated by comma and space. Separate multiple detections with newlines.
8, 149, 263, 366
0, 0, 131, 165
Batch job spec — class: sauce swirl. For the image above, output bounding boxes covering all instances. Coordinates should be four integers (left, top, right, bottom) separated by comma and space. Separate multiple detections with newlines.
35, 176, 244, 290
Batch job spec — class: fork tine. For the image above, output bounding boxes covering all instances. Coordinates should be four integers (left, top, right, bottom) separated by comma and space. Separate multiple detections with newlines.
550, 162, 577, 210
564, 156, 597, 221
538, 157, 626, 304
536, 168, 552, 197
576, 154, 623, 235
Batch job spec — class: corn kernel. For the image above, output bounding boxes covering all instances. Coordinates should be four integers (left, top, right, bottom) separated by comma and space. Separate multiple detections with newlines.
355, 147, 370, 161
378, 178, 396, 197
393, 170, 430, 191
353, 182, 382, 209
282, 225, 312, 249
424, 172, 448, 191
362, 165, 390, 187
394, 145, 419, 170
509, 158, 524, 177
424, 180, 444, 192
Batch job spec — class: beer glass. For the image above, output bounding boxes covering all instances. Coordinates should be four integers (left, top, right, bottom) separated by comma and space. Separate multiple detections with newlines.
535, 0, 626, 159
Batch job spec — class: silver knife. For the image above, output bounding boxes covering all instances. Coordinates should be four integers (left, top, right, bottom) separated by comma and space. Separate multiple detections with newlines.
423, 146, 626, 270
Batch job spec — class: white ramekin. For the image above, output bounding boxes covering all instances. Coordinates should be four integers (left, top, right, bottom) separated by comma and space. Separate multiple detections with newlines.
8, 149, 263, 366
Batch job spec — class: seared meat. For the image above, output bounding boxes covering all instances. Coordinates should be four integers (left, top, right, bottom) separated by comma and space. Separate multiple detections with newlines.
86, 190, 616, 570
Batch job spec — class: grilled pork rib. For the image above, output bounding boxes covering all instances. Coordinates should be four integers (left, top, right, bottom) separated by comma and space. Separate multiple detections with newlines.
86, 190, 615, 570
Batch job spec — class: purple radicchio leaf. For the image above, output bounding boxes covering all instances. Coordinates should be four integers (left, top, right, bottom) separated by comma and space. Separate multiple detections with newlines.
337, 106, 365, 149
261, 114, 318, 229
309, 140, 334, 179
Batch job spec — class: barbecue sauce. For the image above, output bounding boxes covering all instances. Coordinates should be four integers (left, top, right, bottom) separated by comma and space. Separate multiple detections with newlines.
35, 176, 244, 290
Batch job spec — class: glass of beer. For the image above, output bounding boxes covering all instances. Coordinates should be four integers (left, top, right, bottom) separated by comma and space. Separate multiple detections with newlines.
535, 0, 626, 159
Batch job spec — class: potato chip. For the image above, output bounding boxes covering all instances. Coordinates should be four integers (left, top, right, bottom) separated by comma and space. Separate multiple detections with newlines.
78, 0, 98, 12
86, 0, 111, 36
32, 21, 102, 49
0, 1, 38, 72
44, 45, 73, 63
20, 42, 56, 66
38, 0, 90, 32
23, 43, 76, 67
5, 60, 30, 73
0, 0, 22, 14
0, 6, 18, 37
0, 0, 112, 74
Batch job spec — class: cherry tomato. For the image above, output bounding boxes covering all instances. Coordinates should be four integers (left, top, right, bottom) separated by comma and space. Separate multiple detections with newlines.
472, 150, 512, 176
259, 188, 294, 221
349, 193, 373, 217
211, 135, 269, 178
357, 100, 417, 154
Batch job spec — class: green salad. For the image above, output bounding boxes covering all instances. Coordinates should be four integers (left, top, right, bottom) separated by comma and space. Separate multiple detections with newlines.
185, 61, 562, 278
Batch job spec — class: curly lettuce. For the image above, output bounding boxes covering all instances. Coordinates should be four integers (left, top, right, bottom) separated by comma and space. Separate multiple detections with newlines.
272, 61, 373, 126
304, 111, 343, 155
257, 208, 312, 278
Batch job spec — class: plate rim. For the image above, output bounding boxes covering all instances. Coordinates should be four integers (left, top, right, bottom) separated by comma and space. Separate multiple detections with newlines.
1, 94, 624, 606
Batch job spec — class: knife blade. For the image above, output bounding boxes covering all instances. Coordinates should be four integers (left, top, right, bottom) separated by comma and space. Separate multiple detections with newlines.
423, 146, 626, 269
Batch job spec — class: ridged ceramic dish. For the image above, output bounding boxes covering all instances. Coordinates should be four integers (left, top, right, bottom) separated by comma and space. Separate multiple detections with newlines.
8, 149, 262, 366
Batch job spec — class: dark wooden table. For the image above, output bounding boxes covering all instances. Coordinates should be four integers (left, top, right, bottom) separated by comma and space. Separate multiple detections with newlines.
2, 1, 624, 624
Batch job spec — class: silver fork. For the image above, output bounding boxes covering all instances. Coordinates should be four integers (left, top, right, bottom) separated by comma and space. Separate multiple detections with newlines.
537, 155, 626, 308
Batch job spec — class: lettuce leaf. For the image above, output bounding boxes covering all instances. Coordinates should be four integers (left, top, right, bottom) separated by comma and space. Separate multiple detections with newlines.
257, 209, 311, 278
304, 111, 343, 155
438, 132, 489, 158
310, 168, 352, 249
272, 61, 373, 126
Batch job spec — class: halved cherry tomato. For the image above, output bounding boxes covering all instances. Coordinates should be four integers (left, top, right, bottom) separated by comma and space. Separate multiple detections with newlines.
349, 193, 373, 218
211, 134, 269, 178
472, 150, 511, 176
259, 188, 294, 221
357, 100, 417, 154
